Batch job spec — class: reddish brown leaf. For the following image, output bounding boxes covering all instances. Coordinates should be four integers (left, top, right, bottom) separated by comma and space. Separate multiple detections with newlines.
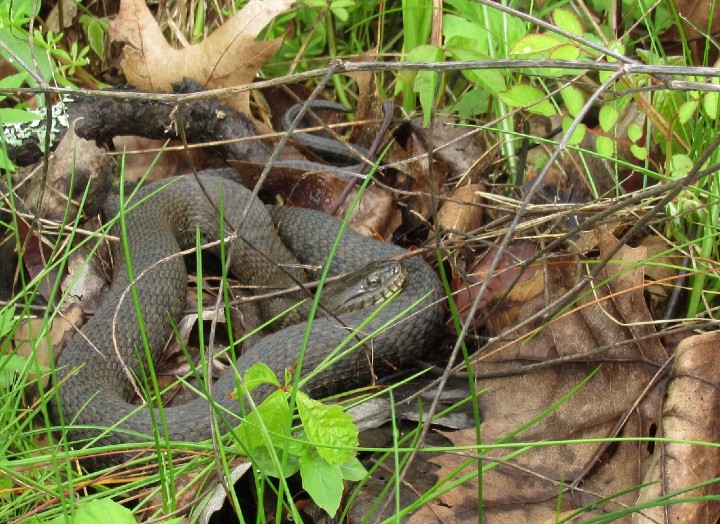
229, 160, 399, 239
451, 241, 542, 329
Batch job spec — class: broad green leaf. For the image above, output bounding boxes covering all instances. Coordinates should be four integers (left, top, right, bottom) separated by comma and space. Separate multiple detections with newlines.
454, 86, 490, 117
87, 19, 108, 60
252, 444, 301, 478
237, 390, 290, 455
443, 15, 489, 56
443, 0, 526, 47
509, 34, 563, 56
287, 431, 312, 457
636, 48, 685, 66
552, 8, 584, 36
340, 456, 368, 481
599, 69, 613, 84
549, 44, 581, 61
562, 116, 586, 145
402, 0, 432, 53
0, 108, 42, 124
630, 144, 648, 160
395, 0, 433, 112
330, 0, 355, 21
534, 152, 549, 169
299, 453, 344, 516
0, 350, 48, 390
0, 474, 11, 503
677, 100, 699, 124
47, 498, 136, 524
408, 45, 444, 127
595, 135, 615, 158
599, 41, 625, 83
0, 306, 16, 338
416, 68, 440, 127
0, 72, 28, 90
0, 149, 14, 172
627, 123, 643, 143
534, 44, 583, 77
0, 474, 11, 490
598, 105, 618, 133
610, 41, 626, 55
0, 354, 30, 389
446, 43, 506, 94
0, 28, 54, 84
80, 15, 109, 61
498, 84, 556, 116
670, 154, 693, 179
703, 92, 719, 119
297, 392, 357, 464
243, 362, 281, 392
560, 86, 585, 117
284, 366, 292, 386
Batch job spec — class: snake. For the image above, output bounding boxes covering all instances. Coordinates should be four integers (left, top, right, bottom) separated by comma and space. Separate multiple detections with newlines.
282, 100, 371, 165
53, 170, 444, 466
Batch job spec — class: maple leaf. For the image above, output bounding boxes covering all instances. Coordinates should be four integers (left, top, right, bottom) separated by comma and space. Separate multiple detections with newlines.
109, 0, 293, 114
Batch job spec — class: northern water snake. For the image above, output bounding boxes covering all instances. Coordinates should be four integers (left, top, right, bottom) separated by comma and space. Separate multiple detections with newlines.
53, 171, 444, 465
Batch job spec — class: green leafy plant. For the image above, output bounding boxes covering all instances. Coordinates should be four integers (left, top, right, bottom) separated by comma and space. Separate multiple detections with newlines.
260, 0, 366, 73
0, 0, 89, 89
0, 0, 91, 169
0, 305, 25, 389
79, 14, 110, 62
0, 73, 41, 170
394, 0, 434, 114
236, 362, 367, 516
46, 498, 138, 524
496, 7, 720, 322
397, 0, 526, 122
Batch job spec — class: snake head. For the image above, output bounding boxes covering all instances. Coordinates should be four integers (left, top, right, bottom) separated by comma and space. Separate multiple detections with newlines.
323, 260, 407, 314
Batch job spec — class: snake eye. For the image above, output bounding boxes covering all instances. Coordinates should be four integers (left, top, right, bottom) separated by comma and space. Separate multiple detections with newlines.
366, 273, 381, 289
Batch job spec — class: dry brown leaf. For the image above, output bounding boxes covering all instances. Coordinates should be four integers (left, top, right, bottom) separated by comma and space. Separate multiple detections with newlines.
21, 122, 113, 220
347, 47, 386, 152
109, 0, 291, 115
433, 183, 484, 260
10, 215, 57, 303
413, 428, 567, 523
45, 0, 77, 32
436, 184, 484, 233
12, 124, 113, 303
392, 124, 448, 232
422, 115, 496, 180
451, 230, 671, 520
633, 331, 720, 523
62, 234, 110, 313
638, 235, 682, 316
13, 304, 83, 387
661, 0, 720, 45
111, 137, 181, 183
406, 441, 480, 524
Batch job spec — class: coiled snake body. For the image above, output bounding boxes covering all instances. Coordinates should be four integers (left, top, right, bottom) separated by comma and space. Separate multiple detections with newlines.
54, 172, 443, 464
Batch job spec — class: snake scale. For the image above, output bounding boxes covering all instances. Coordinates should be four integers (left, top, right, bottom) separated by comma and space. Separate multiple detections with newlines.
53, 170, 444, 465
